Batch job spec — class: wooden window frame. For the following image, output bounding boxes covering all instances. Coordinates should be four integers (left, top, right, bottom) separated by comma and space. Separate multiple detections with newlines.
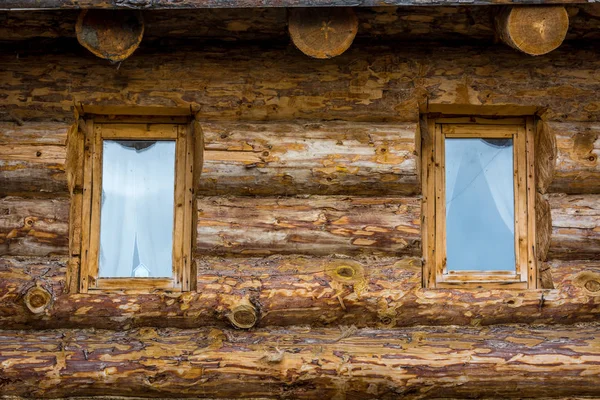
422, 116, 537, 289
78, 115, 197, 293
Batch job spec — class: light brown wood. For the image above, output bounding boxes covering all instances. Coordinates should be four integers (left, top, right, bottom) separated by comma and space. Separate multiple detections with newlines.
288, 8, 358, 59
75, 10, 144, 62
228, 300, 259, 329
2, 323, 600, 398
23, 285, 52, 314
548, 193, 600, 260
536, 192, 552, 262
495, 6, 569, 56
424, 117, 536, 288
535, 119, 557, 194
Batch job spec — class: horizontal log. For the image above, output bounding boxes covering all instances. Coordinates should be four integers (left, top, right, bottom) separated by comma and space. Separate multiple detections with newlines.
201, 121, 418, 195
550, 121, 600, 194
3, 194, 598, 259
1, 42, 600, 123
1, 323, 600, 398
548, 194, 600, 260
2, 7, 599, 44
1, 121, 418, 196
1, 255, 599, 329
0, 0, 595, 9
197, 196, 420, 256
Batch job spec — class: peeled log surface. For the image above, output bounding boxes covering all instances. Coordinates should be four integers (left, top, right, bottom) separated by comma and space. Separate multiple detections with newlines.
548, 194, 600, 261
3, 44, 600, 123
197, 196, 420, 256
2, 194, 600, 260
76, 10, 144, 62
2, 323, 600, 398
495, 6, 569, 56
550, 122, 600, 194
1, 256, 600, 329
288, 8, 358, 59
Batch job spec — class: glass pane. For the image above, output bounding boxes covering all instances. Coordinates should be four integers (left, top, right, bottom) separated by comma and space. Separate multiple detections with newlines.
445, 138, 515, 271
99, 140, 176, 278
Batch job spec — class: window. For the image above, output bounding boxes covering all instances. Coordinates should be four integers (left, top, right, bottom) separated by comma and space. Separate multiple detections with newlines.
77, 116, 199, 292
422, 117, 537, 289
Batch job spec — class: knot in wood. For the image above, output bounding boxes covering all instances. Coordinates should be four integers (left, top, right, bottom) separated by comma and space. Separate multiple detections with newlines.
228, 304, 258, 329
24, 286, 52, 314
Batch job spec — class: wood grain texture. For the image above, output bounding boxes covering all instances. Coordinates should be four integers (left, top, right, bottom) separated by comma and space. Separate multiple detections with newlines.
495, 6, 569, 56
0, 255, 599, 330
201, 121, 418, 196
549, 194, 600, 261
1, 323, 600, 398
197, 196, 420, 256
551, 122, 600, 194
1, 7, 599, 43
0, 0, 596, 9
1, 43, 600, 123
288, 8, 358, 59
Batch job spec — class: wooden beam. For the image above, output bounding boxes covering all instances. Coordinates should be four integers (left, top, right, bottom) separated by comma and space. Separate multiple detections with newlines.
288, 8, 358, 59
1, 256, 600, 329
75, 10, 144, 62
1, 324, 600, 398
495, 6, 569, 56
0, 0, 596, 10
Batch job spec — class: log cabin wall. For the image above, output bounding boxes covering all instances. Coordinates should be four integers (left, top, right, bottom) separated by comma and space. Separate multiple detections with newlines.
1, 6, 600, 398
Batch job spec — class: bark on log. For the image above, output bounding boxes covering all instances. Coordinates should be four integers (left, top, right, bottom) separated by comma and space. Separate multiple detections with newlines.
1, 323, 600, 398
1, 256, 599, 329
76, 10, 144, 62
2, 43, 600, 123
550, 122, 600, 194
288, 8, 358, 59
196, 196, 420, 256
535, 119, 557, 194
548, 193, 600, 261
495, 6, 569, 56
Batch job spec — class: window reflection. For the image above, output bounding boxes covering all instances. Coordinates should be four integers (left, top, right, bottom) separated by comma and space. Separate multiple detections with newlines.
99, 140, 176, 278
445, 138, 515, 271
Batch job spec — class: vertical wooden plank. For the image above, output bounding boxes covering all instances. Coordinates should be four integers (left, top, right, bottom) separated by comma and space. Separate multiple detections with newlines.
79, 119, 94, 293
181, 124, 195, 291
526, 117, 538, 288
87, 123, 103, 287
66, 121, 85, 293
421, 117, 436, 288
434, 123, 445, 283
515, 125, 529, 284
172, 124, 186, 290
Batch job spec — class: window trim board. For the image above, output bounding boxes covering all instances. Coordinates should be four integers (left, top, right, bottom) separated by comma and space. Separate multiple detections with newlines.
422, 116, 537, 289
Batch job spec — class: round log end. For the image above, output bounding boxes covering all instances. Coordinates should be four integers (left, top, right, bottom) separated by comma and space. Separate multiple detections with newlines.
574, 271, 600, 296
288, 8, 358, 59
495, 6, 569, 56
228, 303, 258, 329
76, 10, 144, 62
24, 286, 52, 314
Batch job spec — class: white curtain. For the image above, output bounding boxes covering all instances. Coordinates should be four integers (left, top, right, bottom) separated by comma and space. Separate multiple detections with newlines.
445, 139, 514, 234
99, 141, 175, 278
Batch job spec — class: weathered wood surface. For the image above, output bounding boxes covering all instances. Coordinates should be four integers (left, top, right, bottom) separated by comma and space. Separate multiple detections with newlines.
1, 121, 420, 196
1, 43, 600, 123
549, 194, 600, 261
0, 0, 597, 9
551, 122, 600, 194
1, 194, 598, 259
2, 7, 599, 43
197, 196, 420, 256
495, 6, 569, 56
2, 120, 600, 196
75, 10, 144, 62
288, 8, 358, 59
1, 256, 599, 329
201, 121, 418, 196
1, 323, 600, 398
